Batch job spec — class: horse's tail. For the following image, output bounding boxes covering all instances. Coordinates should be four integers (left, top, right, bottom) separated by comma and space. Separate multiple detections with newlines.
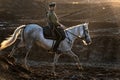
0, 25, 26, 50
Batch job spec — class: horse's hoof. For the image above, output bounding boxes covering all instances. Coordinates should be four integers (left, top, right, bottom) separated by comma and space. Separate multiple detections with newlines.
77, 66, 84, 71
25, 67, 29, 71
22, 65, 29, 71
7, 56, 16, 64
51, 72, 57, 76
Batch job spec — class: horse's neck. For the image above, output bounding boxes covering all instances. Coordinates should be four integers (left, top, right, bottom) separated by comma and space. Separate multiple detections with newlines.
66, 26, 80, 42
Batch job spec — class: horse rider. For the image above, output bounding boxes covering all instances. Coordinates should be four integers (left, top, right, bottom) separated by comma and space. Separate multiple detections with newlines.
47, 2, 66, 53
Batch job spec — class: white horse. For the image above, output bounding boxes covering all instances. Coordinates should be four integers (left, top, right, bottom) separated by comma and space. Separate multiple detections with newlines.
0, 23, 91, 74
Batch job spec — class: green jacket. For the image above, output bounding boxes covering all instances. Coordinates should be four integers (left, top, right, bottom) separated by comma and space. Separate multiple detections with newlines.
47, 10, 60, 27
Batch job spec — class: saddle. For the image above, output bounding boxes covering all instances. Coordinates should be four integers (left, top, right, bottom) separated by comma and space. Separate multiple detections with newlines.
43, 26, 57, 40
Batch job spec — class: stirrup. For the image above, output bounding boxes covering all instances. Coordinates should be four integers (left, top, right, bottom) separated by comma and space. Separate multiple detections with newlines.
56, 50, 62, 54
48, 49, 61, 54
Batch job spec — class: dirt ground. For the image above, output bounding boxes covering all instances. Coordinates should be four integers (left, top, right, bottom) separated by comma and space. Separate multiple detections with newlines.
0, 56, 120, 80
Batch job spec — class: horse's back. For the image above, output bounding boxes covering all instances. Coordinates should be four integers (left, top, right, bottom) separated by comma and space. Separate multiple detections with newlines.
25, 24, 42, 31
23, 24, 43, 40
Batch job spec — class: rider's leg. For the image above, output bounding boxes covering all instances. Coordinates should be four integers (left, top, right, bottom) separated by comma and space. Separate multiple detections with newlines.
59, 28, 66, 40
53, 28, 65, 52
52, 36, 60, 52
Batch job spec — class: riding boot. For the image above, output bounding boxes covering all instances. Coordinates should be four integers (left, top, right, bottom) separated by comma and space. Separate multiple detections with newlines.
53, 42, 59, 51
51, 40, 61, 54
48, 42, 60, 54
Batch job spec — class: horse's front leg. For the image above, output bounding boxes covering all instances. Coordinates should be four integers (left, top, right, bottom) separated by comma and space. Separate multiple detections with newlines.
52, 53, 61, 75
66, 50, 83, 70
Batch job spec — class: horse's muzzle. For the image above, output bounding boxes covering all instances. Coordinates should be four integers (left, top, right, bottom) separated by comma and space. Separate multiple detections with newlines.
86, 40, 92, 45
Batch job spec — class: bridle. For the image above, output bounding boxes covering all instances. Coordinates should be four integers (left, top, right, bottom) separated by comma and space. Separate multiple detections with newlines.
66, 30, 81, 39
66, 25, 88, 40
82, 25, 88, 40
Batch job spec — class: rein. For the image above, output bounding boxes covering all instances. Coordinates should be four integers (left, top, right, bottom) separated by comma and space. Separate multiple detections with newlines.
66, 25, 86, 39
66, 30, 81, 39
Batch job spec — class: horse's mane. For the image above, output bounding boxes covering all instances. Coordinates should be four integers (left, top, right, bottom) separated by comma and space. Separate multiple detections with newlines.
65, 24, 82, 30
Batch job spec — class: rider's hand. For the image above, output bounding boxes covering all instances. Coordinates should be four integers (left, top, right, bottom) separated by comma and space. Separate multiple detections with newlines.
60, 24, 66, 29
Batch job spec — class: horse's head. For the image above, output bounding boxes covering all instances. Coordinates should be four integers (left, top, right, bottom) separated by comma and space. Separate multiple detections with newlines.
80, 23, 92, 45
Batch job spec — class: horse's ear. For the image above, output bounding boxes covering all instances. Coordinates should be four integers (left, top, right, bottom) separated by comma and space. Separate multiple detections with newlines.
85, 22, 89, 25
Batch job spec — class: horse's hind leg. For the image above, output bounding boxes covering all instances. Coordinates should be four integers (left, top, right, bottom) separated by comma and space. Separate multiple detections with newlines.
65, 50, 83, 70
9, 45, 17, 57
24, 47, 31, 69
9, 40, 22, 57
24, 41, 33, 69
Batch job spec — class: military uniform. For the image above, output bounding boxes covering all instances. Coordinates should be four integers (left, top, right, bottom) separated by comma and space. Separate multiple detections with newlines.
47, 2, 65, 52
47, 10, 60, 29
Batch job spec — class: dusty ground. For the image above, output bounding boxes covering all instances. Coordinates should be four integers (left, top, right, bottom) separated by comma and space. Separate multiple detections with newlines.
0, 56, 120, 80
